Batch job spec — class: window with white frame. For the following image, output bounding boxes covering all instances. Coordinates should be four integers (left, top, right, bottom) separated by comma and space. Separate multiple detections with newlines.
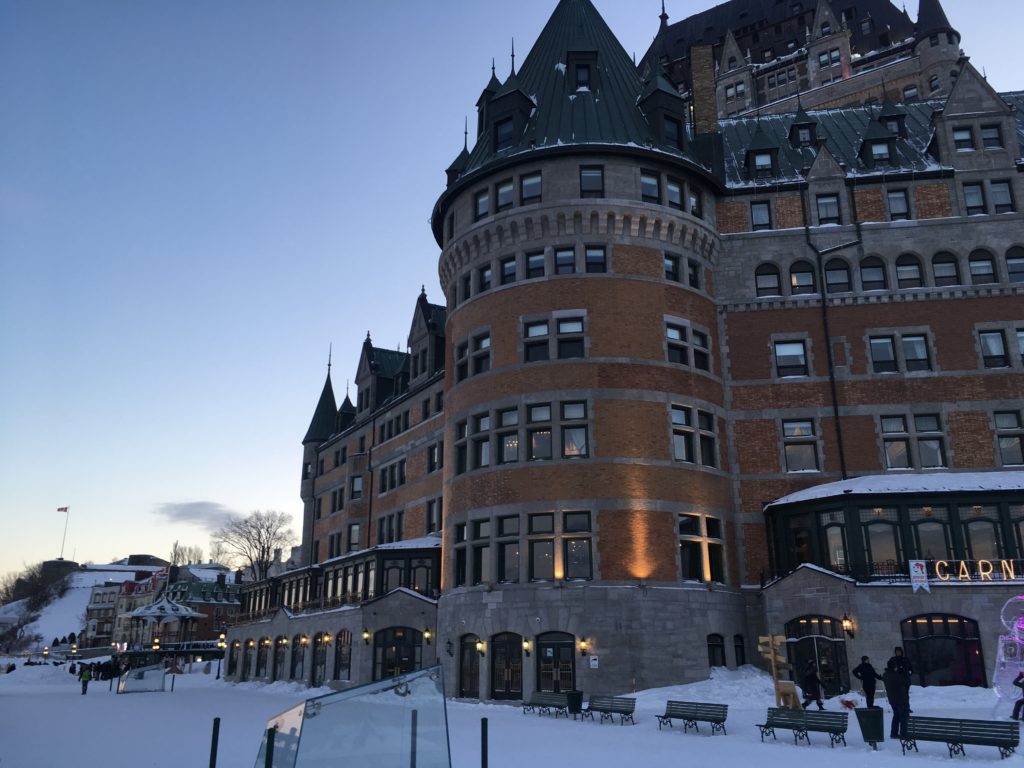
783, 419, 819, 472
996, 411, 1024, 466
670, 405, 718, 467
880, 414, 947, 469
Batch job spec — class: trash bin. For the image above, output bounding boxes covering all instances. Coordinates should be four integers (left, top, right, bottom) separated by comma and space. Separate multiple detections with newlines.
854, 707, 885, 749
566, 690, 584, 718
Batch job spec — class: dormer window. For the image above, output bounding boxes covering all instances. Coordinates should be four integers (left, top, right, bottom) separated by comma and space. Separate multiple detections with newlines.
575, 64, 591, 90
821, 22, 832, 35
797, 127, 813, 146
495, 117, 514, 152
664, 116, 683, 150
871, 141, 891, 164
885, 119, 900, 135
728, 56, 738, 71
754, 152, 774, 177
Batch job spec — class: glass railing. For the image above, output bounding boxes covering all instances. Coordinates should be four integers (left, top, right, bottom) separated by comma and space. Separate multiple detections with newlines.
253, 665, 451, 768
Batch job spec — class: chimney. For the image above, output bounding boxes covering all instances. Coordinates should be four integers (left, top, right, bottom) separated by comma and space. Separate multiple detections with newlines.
216, 573, 226, 588
273, 548, 282, 563
234, 569, 243, 585
690, 44, 718, 135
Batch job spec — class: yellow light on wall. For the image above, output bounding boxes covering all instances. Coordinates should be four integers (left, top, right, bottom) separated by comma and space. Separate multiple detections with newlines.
522, 639, 532, 656
423, 628, 432, 645
475, 640, 485, 657
579, 637, 590, 657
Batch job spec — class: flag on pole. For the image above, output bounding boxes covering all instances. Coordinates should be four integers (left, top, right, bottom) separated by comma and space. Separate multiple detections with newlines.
57, 507, 68, 513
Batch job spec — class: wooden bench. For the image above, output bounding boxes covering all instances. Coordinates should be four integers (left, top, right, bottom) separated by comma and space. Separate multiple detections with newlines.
900, 716, 1019, 759
757, 707, 848, 747
582, 695, 636, 725
656, 700, 729, 735
521, 691, 569, 718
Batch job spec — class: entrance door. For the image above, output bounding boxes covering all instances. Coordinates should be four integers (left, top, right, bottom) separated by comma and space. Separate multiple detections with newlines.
785, 616, 850, 696
459, 634, 480, 698
490, 632, 523, 700
273, 638, 287, 681
536, 632, 575, 693
240, 643, 253, 682
373, 627, 423, 680
311, 633, 328, 687
901, 614, 985, 687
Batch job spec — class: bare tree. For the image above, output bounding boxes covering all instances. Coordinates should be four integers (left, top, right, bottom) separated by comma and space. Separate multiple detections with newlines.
208, 540, 229, 566
0, 571, 18, 605
210, 510, 294, 581
169, 541, 205, 565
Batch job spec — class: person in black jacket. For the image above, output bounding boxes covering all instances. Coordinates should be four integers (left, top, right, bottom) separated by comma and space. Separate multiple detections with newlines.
852, 655, 881, 708
1011, 671, 1024, 720
801, 661, 825, 710
884, 658, 911, 738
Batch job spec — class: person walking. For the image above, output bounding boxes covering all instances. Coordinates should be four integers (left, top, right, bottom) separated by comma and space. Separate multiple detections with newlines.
853, 655, 882, 708
78, 663, 92, 695
884, 658, 911, 739
1011, 671, 1024, 720
801, 661, 825, 710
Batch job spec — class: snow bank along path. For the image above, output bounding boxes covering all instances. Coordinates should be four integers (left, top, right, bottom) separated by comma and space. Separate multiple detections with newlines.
0, 662, 1016, 768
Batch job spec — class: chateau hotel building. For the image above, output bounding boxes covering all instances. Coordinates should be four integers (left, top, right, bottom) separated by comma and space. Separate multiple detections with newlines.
226, 0, 1024, 701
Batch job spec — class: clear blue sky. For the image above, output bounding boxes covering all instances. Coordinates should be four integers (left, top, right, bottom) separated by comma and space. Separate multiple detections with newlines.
0, 1, 1015, 576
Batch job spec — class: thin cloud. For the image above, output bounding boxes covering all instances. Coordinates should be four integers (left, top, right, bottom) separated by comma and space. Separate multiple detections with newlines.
153, 501, 236, 532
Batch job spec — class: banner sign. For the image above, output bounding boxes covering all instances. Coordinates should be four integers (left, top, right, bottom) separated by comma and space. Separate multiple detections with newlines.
909, 560, 930, 593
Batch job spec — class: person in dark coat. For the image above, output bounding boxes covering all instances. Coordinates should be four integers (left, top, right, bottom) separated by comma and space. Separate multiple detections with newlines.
886, 646, 913, 678
801, 661, 825, 710
1011, 671, 1024, 720
884, 658, 911, 738
78, 663, 92, 695
852, 655, 882, 708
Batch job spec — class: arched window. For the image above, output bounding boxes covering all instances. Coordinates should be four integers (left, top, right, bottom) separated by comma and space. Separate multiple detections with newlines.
311, 632, 329, 687
932, 251, 961, 286
824, 258, 851, 293
959, 504, 1004, 560
707, 633, 726, 668
860, 506, 902, 575
227, 640, 239, 676
860, 256, 888, 291
755, 263, 781, 297
333, 629, 352, 681
273, 636, 288, 681
790, 260, 817, 294
373, 627, 423, 681
255, 637, 270, 678
291, 634, 307, 680
734, 634, 746, 667
895, 253, 923, 288
909, 505, 951, 560
1005, 246, 1024, 283
784, 615, 849, 696
968, 249, 996, 284
900, 614, 984, 687
240, 639, 254, 682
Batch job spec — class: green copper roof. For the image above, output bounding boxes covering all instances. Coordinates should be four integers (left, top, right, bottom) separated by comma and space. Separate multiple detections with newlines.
460, 0, 702, 176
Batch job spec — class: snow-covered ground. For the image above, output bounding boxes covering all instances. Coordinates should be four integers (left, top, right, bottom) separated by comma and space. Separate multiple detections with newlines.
1, 660, 1018, 767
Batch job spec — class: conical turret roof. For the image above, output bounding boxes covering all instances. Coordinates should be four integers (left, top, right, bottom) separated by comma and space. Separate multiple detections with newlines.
915, 0, 958, 41
459, 0, 703, 176
303, 372, 337, 444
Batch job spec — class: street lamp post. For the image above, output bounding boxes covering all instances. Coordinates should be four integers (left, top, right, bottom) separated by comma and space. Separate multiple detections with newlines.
216, 631, 226, 680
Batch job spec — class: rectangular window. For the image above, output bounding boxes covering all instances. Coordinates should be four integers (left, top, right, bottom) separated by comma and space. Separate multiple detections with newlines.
751, 201, 771, 230
496, 179, 514, 211
996, 411, 1024, 466
871, 141, 890, 163
520, 172, 542, 203
556, 317, 585, 359
980, 125, 1003, 149
963, 183, 985, 215
580, 166, 604, 198
753, 152, 773, 174
472, 544, 490, 585
564, 539, 592, 580
472, 333, 491, 374
495, 117, 514, 152
664, 254, 680, 282
575, 63, 590, 89
679, 540, 703, 581
456, 342, 469, 382
902, 335, 931, 371
454, 548, 466, 587
641, 171, 660, 203
992, 181, 1015, 214
671, 406, 716, 467
555, 248, 575, 275
887, 190, 910, 220
869, 336, 898, 373
689, 188, 702, 218
529, 540, 555, 581
455, 420, 468, 474
584, 246, 606, 273
478, 266, 492, 292
498, 431, 519, 463
816, 194, 840, 225
666, 323, 689, 365
664, 117, 683, 150
529, 512, 553, 534
783, 419, 819, 472
474, 189, 490, 220
666, 179, 683, 210
347, 523, 361, 552
498, 541, 520, 582
1008, 253, 1024, 283
774, 340, 808, 377
980, 330, 1008, 368
881, 414, 946, 469
953, 127, 974, 151
526, 252, 545, 279
500, 257, 516, 285
688, 259, 701, 289
561, 402, 588, 458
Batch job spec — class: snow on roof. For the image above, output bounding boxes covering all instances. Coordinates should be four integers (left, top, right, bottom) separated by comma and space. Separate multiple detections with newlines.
130, 595, 205, 621
376, 535, 442, 551
184, 567, 229, 582
766, 471, 1024, 509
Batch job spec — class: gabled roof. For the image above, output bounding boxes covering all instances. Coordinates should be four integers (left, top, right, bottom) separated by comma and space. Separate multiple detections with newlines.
303, 372, 337, 444
460, 0, 704, 177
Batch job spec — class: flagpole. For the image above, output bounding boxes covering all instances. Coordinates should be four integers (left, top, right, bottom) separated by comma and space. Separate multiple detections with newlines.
59, 507, 70, 560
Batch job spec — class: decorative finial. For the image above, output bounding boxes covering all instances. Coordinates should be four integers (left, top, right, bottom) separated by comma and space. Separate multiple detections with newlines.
346, 379, 350, 397
421, 284, 426, 295
463, 117, 468, 149
491, 58, 495, 77
366, 331, 371, 341
511, 38, 516, 75
327, 343, 332, 374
